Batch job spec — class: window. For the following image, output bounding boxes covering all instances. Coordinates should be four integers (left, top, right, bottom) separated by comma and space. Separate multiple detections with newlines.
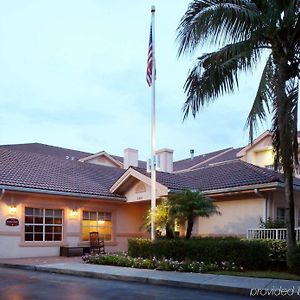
24, 208, 63, 242
276, 207, 286, 222
82, 211, 112, 241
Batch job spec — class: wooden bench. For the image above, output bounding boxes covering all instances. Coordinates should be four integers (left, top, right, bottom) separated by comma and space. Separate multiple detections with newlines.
60, 246, 90, 257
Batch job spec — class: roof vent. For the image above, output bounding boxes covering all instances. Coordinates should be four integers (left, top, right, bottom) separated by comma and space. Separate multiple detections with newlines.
190, 149, 194, 160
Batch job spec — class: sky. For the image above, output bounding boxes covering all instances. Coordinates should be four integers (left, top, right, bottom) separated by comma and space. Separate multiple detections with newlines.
0, 0, 271, 161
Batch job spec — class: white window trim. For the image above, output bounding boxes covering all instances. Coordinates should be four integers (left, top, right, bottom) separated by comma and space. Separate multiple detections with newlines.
82, 210, 112, 242
24, 207, 64, 242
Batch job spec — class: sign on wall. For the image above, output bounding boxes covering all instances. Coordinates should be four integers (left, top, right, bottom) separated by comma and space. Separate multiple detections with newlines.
5, 218, 19, 227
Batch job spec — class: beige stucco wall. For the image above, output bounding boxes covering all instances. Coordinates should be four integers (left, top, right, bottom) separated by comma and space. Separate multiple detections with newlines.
193, 197, 265, 237
0, 191, 148, 258
242, 135, 274, 167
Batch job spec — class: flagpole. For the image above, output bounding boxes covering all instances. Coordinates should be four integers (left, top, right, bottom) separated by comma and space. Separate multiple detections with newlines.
150, 5, 156, 241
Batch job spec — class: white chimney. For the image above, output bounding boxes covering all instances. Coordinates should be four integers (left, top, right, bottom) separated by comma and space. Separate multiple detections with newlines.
156, 148, 173, 173
124, 148, 138, 169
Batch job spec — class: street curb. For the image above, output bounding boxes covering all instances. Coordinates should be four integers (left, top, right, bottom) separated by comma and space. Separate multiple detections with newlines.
1, 263, 299, 299
33, 265, 251, 296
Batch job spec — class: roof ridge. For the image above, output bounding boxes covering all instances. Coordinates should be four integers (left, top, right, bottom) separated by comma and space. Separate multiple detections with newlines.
189, 148, 237, 170
184, 158, 241, 173
0, 147, 125, 172
0, 142, 92, 155
174, 147, 233, 164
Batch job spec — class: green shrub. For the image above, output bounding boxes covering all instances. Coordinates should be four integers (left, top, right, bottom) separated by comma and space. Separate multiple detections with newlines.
287, 245, 300, 275
265, 240, 287, 262
259, 217, 286, 229
128, 238, 271, 270
82, 253, 242, 273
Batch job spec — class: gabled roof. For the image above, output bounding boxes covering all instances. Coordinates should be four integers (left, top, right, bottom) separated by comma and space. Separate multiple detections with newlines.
0, 148, 126, 200
0, 143, 91, 161
0, 143, 148, 169
78, 151, 124, 168
133, 160, 298, 194
110, 167, 167, 195
237, 131, 271, 157
173, 148, 234, 172
199, 147, 243, 168
0, 144, 299, 200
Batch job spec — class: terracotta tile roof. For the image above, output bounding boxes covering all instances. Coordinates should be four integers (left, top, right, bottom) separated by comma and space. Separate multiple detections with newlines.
0, 143, 148, 169
0, 143, 91, 161
0, 144, 298, 200
134, 160, 296, 193
173, 148, 233, 172
2, 142, 298, 198
198, 147, 244, 168
0, 148, 126, 199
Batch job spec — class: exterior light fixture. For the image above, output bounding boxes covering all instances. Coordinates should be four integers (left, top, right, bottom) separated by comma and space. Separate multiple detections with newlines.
9, 204, 17, 215
71, 208, 79, 218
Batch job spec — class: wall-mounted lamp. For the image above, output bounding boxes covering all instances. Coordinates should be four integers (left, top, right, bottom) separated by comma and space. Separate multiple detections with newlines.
98, 220, 105, 225
9, 204, 17, 215
71, 208, 79, 218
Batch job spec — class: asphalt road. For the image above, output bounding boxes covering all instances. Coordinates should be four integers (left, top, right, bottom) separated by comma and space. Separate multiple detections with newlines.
0, 267, 271, 300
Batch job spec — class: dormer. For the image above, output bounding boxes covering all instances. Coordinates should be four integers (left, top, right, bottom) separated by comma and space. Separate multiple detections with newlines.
237, 131, 274, 167
78, 151, 123, 168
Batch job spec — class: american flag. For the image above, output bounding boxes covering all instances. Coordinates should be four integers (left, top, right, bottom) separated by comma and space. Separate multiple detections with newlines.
146, 25, 155, 86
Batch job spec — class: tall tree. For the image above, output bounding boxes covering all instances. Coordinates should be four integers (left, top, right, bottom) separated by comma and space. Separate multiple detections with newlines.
177, 0, 300, 265
169, 190, 220, 239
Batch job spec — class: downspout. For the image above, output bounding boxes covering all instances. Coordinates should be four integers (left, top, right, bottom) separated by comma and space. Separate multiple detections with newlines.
254, 188, 267, 222
0, 188, 5, 201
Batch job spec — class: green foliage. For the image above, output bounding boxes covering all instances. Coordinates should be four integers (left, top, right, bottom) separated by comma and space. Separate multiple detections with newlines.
169, 190, 219, 220
177, 0, 300, 267
82, 253, 242, 273
265, 240, 287, 262
287, 245, 300, 275
141, 199, 175, 238
141, 191, 219, 239
128, 238, 272, 270
169, 190, 220, 239
259, 217, 287, 229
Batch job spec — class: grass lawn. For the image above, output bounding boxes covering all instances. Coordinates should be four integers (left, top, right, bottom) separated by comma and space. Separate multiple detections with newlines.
211, 270, 300, 281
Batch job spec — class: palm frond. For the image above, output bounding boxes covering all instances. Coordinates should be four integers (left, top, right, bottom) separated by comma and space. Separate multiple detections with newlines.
177, 0, 261, 56
182, 39, 263, 119
245, 53, 274, 142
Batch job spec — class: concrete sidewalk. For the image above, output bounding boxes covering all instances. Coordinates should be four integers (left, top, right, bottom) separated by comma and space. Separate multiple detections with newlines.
0, 257, 300, 298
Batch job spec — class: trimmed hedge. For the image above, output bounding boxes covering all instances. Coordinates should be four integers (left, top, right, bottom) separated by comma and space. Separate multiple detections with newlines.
128, 238, 285, 270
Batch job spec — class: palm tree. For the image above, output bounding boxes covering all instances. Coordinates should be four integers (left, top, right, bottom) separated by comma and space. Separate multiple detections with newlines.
169, 190, 220, 239
142, 199, 175, 239
177, 0, 300, 264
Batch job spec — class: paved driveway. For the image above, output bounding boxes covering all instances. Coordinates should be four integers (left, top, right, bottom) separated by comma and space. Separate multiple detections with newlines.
0, 267, 272, 300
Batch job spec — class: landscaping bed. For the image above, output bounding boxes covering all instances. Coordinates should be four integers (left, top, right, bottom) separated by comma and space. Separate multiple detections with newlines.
82, 238, 300, 276
82, 253, 243, 273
